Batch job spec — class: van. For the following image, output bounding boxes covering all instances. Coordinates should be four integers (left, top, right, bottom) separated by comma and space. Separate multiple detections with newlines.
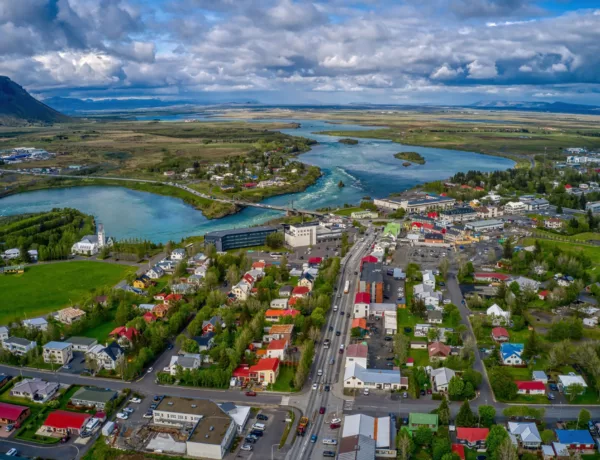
323, 439, 338, 445
252, 423, 266, 431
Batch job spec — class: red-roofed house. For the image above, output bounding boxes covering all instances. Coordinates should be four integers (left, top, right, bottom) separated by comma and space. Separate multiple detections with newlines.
232, 365, 251, 383
292, 286, 310, 298
252, 261, 266, 271
346, 343, 368, 368
109, 326, 139, 347
491, 327, 509, 342
142, 312, 157, 324
452, 444, 465, 460
516, 381, 546, 395
427, 212, 438, 219
0, 402, 30, 427
288, 297, 298, 307
406, 357, 414, 367
265, 309, 300, 322
354, 292, 371, 319
244, 183, 257, 188
538, 290, 549, 300
428, 342, 451, 361
266, 339, 288, 360
249, 358, 280, 384
164, 294, 183, 304
565, 184, 572, 190
243, 273, 256, 286
154, 293, 166, 301
457, 427, 490, 448
308, 257, 322, 266
474, 273, 511, 283
42, 410, 91, 435
152, 303, 172, 318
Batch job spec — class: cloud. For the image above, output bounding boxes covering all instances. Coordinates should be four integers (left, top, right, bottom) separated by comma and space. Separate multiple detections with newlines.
430, 64, 464, 80
467, 60, 498, 79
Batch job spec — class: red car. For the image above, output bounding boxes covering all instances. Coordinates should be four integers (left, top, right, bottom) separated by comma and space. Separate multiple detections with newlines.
319, 406, 325, 414
245, 391, 257, 397
330, 423, 341, 429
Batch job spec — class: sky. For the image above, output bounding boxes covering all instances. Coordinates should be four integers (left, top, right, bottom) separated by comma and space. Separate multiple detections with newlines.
2, 0, 600, 105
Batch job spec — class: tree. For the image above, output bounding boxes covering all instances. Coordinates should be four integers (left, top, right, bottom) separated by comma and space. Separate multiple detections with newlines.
486, 425, 509, 457
568, 383, 585, 402
414, 426, 433, 447
522, 329, 539, 360
443, 303, 461, 327
502, 237, 514, 259
478, 405, 496, 428
397, 429, 414, 460
174, 261, 188, 278
265, 232, 284, 249
439, 258, 450, 280
393, 334, 410, 365
455, 400, 475, 427
448, 376, 465, 400
438, 396, 451, 425
540, 429, 555, 445
432, 436, 452, 460
489, 367, 518, 400
410, 297, 427, 319
226, 264, 240, 288
462, 369, 483, 389
495, 437, 518, 460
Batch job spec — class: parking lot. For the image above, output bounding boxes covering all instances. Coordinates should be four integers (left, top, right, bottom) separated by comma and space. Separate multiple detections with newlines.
60, 351, 88, 375
236, 407, 289, 459
309, 410, 343, 459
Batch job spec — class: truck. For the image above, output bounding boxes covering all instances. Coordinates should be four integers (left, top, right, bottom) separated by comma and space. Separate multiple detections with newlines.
297, 417, 309, 436
344, 280, 350, 294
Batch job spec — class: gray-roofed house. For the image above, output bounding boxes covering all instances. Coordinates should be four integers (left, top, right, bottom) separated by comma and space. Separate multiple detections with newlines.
193, 333, 215, 352
169, 354, 201, 376
338, 434, 376, 460
66, 337, 98, 352
218, 402, 251, 434
2, 337, 36, 356
23, 317, 48, 331
11, 378, 59, 403
279, 285, 293, 297
532, 371, 548, 384
430, 367, 456, 393
343, 362, 407, 391
508, 422, 542, 449
86, 342, 124, 371
43, 341, 73, 365
427, 310, 443, 324
70, 387, 117, 409
0, 326, 8, 343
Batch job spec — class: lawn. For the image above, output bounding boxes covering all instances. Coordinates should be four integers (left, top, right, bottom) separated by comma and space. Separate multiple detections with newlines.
82, 319, 117, 343
333, 207, 362, 216
522, 237, 600, 271
0, 262, 135, 324
408, 349, 430, 367
271, 365, 297, 392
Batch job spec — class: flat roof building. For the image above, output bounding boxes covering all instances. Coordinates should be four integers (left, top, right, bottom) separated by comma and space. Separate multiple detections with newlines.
204, 226, 278, 252
465, 219, 505, 232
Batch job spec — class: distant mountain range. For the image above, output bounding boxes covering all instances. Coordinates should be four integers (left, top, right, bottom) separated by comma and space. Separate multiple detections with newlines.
467, 100, 600, 114
0, 76, 71, 124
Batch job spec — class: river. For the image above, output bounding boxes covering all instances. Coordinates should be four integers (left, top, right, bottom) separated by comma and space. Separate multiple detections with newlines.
0, 118, 514, 242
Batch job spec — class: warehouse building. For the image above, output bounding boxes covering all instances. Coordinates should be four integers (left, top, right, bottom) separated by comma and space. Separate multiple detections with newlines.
465, 219, 505, 232
204, 226, 278, 252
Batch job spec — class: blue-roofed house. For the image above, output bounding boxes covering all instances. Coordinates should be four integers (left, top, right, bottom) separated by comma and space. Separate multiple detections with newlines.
556, 430, 596, 452
500, 343, 524, 366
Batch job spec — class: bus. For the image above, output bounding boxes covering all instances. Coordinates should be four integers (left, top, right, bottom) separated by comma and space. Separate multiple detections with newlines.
344, 280, 350, 294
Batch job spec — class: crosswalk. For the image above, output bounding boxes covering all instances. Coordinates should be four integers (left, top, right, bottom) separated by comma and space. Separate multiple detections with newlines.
343, 399, 354, 411
280, 396, 290, 406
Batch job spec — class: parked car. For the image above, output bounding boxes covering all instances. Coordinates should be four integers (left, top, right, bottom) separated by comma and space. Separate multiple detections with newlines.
330, 423, 341, 429
6, 449, 17, 457
143, 411, 153, 419
116, 413, 129, 420
402, 392, 408, 399
246, 391, 257, 397
384, 336, 392, 341
319, 407, 326, 414
250, 430, 263, 437
549, 383, 559, 391
548, 394, 556, 400
5, 424, 14, 432
146, 367, 153, 374
130, 397, 142, 404
256, 414, 268, 421
153, 395, 162, 402
331, 418, 341, 424
323, 451, 336, 457
244, 437, 256, 443
240, 444, 253, 451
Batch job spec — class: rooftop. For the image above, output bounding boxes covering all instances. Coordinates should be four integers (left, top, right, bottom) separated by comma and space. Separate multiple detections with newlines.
156, 396, 223, 417
44, 341, 71, 350
188, 413, 233, 445
71, 387, 117, 404
204, 226, 278, 238
65, 337, 98, 346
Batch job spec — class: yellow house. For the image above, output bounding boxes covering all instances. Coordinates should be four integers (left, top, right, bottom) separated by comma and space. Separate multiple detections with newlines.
133, 276, 151, 289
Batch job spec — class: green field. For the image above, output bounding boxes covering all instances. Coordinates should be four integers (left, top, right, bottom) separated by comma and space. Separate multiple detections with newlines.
271, 365, 297, 392
82, 319, 117, 343
0, 262, 135, 324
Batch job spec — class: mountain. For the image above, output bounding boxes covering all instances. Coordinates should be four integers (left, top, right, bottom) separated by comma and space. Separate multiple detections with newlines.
468, 100, 600, 114
0, 76, 71, 124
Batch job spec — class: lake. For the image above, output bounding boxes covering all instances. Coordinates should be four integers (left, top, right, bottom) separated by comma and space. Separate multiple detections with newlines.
0, 118, 514, 242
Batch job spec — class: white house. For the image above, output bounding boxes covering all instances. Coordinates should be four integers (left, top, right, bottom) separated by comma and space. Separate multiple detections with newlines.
500, 343, 524, 366
269, 299, 289, 309
486, 304, 510, 325
232, 281, 251, 301
86, 342, 124, 371
169, 354, 201, 376
345, 343, 368, 369
430, 367, 455, 393
146, 265, 165, 279
422, 270, 436, 289
343, 362, 406, 391
504, 201, 527, 213
71, 224, 111, 255
2, 337, 36, 356
558, 375, 588, 394
266, 339, 288, 360
23, 317, 48, 331
170, 249, 186, 260
43, 341, 73, 365
0, 326, 8, 343
511, 276, 541, 292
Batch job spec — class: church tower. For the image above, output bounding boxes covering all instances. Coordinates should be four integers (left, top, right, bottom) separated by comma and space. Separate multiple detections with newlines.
97, 223, 105, 248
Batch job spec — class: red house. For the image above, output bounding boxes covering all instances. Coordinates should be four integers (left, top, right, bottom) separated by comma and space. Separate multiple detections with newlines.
456, 427, 489, 448
308, 257, 323, 266
538, 290, 549, 300
292, 286, 310, 298
42, 410, 91, 435
164, 294, 183, 304
232, 365, 251, 383
474, 273, 510, 283
249, 358, 280, 384
109, 326, 139, 345
142, 312, 157, 323
0, 402, 30, 427
516, 381, 546, 395
491, 327, 509, 342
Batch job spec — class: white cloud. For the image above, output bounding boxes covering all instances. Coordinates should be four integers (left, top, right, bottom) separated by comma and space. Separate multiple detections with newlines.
519, 64, 532, 72
550, 63, 568, 72
467, 60, 498, 79
430, 64, 463, 80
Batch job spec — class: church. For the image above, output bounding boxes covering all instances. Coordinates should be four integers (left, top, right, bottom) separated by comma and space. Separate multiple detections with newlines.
71, 224, 112, 256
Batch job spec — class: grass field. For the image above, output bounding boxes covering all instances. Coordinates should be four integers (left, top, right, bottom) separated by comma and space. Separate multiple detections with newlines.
0, 262, 135, 324
333, 207, 362, 216
271, 365, 297, 392
82, 319, 117, 343
522, 237, 600, 273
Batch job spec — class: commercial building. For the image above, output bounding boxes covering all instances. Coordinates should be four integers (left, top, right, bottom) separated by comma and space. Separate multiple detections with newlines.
343, 362, 407, 391
521, 198, 550, 211
555, 430, 595, 452
350, 210, 378, 219
204, 226, 279, 252
439, 207, 478, 223
360, 262, 384, 303
43, 341, 73, 365
558, 375, 588, 394
284, 222, 318, 247
375, 196, 455, 213
465, 219, 505, 232
341, 414, 395, 458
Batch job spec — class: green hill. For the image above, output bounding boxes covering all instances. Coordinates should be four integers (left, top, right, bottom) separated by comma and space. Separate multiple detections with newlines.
0, 76, 71, 125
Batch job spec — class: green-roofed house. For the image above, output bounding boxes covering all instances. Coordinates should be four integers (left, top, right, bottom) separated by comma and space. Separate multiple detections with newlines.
70, 387, 117, 410
408, 413, 438, 432
383, 222, 401, 239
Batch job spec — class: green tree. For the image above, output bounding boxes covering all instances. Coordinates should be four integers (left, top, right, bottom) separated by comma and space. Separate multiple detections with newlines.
462, 369, 483, 389
448, 376, 465, 400
495, 437, 518, 460
397, 429, 414, 460
502, 237, 514, 259
393, 334, 410, 365
578, 409, 591, 428
414, 426, 433, 447
432, 436, 452, 460
540, 429, 555, 445
226, 264, 240, 288
439, 257, 450, 280
486, 425, 509, 457
174, 261, 188, 278
265, 232, 284, 249
410, 297, 427, 319
489, 367, 518, 400
478, 405, 496, 428
455, 400, 475, 427
438, 396, 451, 425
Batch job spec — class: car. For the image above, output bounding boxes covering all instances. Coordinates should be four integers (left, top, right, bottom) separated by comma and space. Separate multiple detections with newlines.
147, 367, 153, 374
244, 437, 256, 443
549, 383, 559, 391
123, 407, 134, 414
340, 310, 344, 315
6, 449, 17, 457
439, 282, 445, 286
346, 313, 350, 318
250, 430, 263, 437
256, 414, 268, 421
319, 406, 326, 414
63, 365, 71, 370
427, 389, 432, 395
324, 385, 330, 392
403, 327, 412, 333
323, 451, 336, 457
116, 412, 129, 420
5, 424, 14, 432
547, 394, 556, 400
143, 411, 153, 419
330, 423, 341, 429
329, 326, 334, 332
364, 388, 369, 395
335, 330, 341, 336
130, 397, 142, 403
60, 435, 70, 443
443, 299, 451, 305
150, 403, 158, 410
318, 369, 323, 376
354, 271, 358, 275
386, 362, 394, 367
402, 392, 408, 398
153, 395, 162, 402
167, 344, 173, 350
240, 444, 253, 451
476, 456, 487, 460
331, 418, 341, 424
384, 336, 392, 341
311, 434, 318, 443
245, 390, 258, 396
386, 357, 395, 361
247, 434, 259, 441
312, 383, 318, 390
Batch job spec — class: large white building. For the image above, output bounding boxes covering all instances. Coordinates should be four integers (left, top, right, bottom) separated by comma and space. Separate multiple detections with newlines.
284, 222, 318, 247
43, 341, 73, 365
374, 196, 455, 213
71, 224, 112, 255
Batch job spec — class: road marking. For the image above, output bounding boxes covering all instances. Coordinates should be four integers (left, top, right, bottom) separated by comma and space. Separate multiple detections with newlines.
280, 396, 290, 406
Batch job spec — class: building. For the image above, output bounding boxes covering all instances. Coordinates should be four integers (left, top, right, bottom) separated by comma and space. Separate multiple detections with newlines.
456, 427, 490, 448
65, 337, 98, 352
555, 430, 595, 452
487, 304, 510, 325
521, 198, 550, 211
338, 434, 377, 460
504, 201, 527, 213
341, 414, 394, 457
384, 310, 398, 335
266, 339, 288, 360
57, 307, 86, 325
70, 387, 117, 410
476, 206, 502, 219
360, 262, 384, 303
512, 276, 541, 292
422, 270, 436, 288
218, 402, 251, 435
71, 224, 110, 255
408, 413, 438, 432
345, 343, 368, 369
86, 342, 125, 371
265, 308, 300, 322
278, 286, 293, 297
533, 371, 548, 384
350, 210, 378, 219
428, 342, 451, 361
508, 422, 542, 449
249, 358, 280, 385
269, 298, 289, 309
491, 327, 509, 342
264, 324, 294, 344
558, 375, 588, 394
427, 311, 443, 324
171, 248, 186, 260
0, 326, 8, 343
23, 317, 48, 331
353, 292, 371, 318
516, 381, 546, 395
43, 341, 73, 365
11, 379, 59, 403
291, 285, 310, 298
146, 265, 165, 279
2, 336, 36, 356
109, 326, 139, 347
430, 367, 455, 393
375, 196, 455, 213
474, 273, 510, 284
501, 343, 524, 366
204, 226, 279, 252
170, 354, 201, 376
284, 222, 318, 247
42, 410, 91, 435
440, 207, 478, 223
544, 218, 564, 230
465, 219, 505, 232
0, 402, 30, 427
343, 362, 407, 391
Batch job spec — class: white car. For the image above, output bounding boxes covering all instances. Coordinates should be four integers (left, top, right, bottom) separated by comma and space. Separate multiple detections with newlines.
241, 444, 253, 451
147, 367, 154, 374
6, 449, 17, 457
443, 299, 451, 305
143, 412, 153, 419
123, 407, 134, 414
317, 369, 323, 376
364, 388, 369, 396
330, 418, 342, 424
129, 397, 142, 404
312, 383, 318, 390
116, 413, 129, 420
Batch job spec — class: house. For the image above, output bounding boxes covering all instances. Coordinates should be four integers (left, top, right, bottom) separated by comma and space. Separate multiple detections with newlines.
291, 286, 310, 298
202, 316, 224, 334
533, 371, 548, 384
474, 272, 510, 283
551, 442, 570, 458
249, 358, 280, 385
23, 317, 48, 331
504, 201, 527, 213
384, 310, 398, 335
265, 309, 300, 322
555, 430, 596, 452
57, 307, 86, 325
491, 327, 509, 342
232, 281, 251, 301
343, 362, 406, 391
43, 341, 73, 365
456, 427, 490, 448
351, 318, 368, 336
538, 290, 549, 300
86, 342, 124, 371
146, 265, 165, 279
171, 248, 186, 260
345, 343, 368, 369
193, 332, 215, 353
279, 286, 293, 297
0, 402, 30, 427
512, 276, 541, 292
427, 310, 443, 324
170, 354, 201, 376
266, 339, 288, 360
264, 324, 294, 343
133, 275, 152, 289
422, 270, 436, 288
486, 304, 510, 325
0, 326, 8, 343
66, 337, 98, 353
545, 218, 564, 230
430, 367, 455, 393
164, 293, 183, 304
11, 378, 59, 403
354, 292, 371, 318
500, 343, 524, 366
428, 342, 451, 361
2, 337, 36, 356
408, 413, 438, 432
152, 303, 171, 318
516, 381, 546, 395
270, 298, 289, 310
42, 410, 91, 435
70, 387, 117, 410
558, 375, 588, 394
298, 273, 315, 291
508, 422, 542, 449
109, 326, 139, 347
143, 312, 157, 323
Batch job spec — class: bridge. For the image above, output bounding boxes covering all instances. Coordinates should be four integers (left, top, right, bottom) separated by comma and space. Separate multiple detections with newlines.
0, 170, 326, 218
